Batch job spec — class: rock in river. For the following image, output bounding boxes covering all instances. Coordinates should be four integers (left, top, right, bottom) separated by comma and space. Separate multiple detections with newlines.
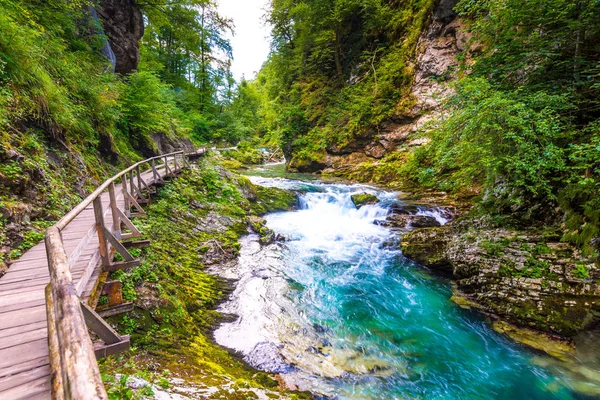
351, 192, 379, 208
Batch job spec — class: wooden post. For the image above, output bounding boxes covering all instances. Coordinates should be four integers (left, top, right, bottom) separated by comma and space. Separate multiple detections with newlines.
173, 154, 178, 172
129, 171, 135, 200
45, 227, 108, 400
122, 175, 130, 218
136, 165, 143, 194
164, 155, 171, 176
152, 159, 159, 183
45, 284, 65, 400
108, 182, 120, 240
93, 197, 110, 267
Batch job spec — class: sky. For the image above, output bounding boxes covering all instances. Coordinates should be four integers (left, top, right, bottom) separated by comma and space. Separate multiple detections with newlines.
218, 0, 272, 82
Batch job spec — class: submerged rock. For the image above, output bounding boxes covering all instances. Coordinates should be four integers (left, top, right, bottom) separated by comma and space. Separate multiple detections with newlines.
493, 320, 575, 361
351, 193, 379, 208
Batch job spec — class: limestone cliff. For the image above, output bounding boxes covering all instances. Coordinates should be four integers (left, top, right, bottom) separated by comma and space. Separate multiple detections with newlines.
308, 0, 474, 176
97, 0, 144, 74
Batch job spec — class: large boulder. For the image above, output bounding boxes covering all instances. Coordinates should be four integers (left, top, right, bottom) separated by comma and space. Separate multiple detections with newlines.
401, 227, 453, 274
98, 0, 144, 74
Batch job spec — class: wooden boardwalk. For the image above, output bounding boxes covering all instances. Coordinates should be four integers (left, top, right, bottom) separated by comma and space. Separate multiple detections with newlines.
0, 158, 178, 399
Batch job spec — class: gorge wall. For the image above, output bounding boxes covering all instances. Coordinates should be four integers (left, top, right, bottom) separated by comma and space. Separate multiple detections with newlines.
97, 0, 144, 74
290, 0, 473, 177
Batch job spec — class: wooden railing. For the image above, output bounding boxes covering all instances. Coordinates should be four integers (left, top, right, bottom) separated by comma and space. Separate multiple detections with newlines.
44, 151, 189, 400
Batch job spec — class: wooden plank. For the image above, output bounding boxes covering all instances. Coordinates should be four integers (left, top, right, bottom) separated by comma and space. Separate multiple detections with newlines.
0, 279, 50, 292
75, 249, 101, 297
0, 270, 49, 284
122, 240, 150, 249
0, 290, 45, 308
80, 303, 121, 345
94, 336, 130, 360
0, 339, 48, 369
0, 307, 46, 331
0, 298, 46, 314
97, 302, 134, 318
2, 260, 49, 273
0, 364, 50, 392
0, 327, 47, 350
0, 284, 47, 297
102, 260, 140, 272
103, 229, 134, 262
0, 375, 51, 399
0, 322, 47, 340
0, 356, 48, 380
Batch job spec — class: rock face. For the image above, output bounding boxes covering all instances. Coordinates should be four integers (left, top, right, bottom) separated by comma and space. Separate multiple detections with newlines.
97, 0, 144, 74
294, 0, 471, 175
401, 222, 600, 336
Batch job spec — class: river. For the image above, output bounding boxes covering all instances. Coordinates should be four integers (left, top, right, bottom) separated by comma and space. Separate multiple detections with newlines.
212, 163, 599, 399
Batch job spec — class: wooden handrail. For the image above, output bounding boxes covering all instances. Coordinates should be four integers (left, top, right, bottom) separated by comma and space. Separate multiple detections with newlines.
56, 151, 183, 231
45, 150, 188, 399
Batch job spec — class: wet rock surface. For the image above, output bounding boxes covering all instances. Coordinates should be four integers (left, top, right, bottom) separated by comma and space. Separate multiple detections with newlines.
350, 192, 379, 208
401, 220, 600, 336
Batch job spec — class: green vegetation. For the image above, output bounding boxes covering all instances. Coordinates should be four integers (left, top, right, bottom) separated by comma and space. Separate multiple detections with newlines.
573, 264, 590, 280
100, 159, 304, 397
250, 185, 298, 215
399, 0, 600, 254
230, 0, 436, 166
479, 238, 510, 257
0, 0, 260, 268
223, 141, 265, 165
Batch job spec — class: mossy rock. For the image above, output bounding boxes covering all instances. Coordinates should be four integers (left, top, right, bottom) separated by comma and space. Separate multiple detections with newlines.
250, 186, 297, 215
401, 227, 453, 274
350, 193, 379, 208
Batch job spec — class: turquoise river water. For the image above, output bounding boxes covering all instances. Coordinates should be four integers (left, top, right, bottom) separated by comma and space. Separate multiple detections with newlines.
212, 164, 600, 399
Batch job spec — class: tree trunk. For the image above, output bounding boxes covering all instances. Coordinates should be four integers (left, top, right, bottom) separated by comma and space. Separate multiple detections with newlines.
334, 30, 344, 86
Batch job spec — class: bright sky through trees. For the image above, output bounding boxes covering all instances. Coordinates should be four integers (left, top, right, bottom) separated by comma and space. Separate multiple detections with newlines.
218, 0, 271, 81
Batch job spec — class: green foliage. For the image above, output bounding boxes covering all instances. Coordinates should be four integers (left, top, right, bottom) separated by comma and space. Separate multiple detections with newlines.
224, 141, 265, 165
403, 78, 574, 197
479, 238, 510, 257
119, 71, 181, 150
573, 264, 590, 280
104, 374, 154, 400
232, 0, 435, 160
395, 0, 600, 251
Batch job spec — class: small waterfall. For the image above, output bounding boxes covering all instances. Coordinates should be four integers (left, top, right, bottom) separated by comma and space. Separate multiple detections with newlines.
86, 6, 117, 73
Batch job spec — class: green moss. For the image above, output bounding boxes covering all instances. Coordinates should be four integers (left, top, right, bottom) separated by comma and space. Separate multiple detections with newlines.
479, 238, 510, 257
99, 158, 304, 396
492, 321, 574, 361
250, 186, 297, 215
350, 193, 379, 208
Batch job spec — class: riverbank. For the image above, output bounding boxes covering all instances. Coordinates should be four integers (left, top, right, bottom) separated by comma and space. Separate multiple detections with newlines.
98, 157, 307, 399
